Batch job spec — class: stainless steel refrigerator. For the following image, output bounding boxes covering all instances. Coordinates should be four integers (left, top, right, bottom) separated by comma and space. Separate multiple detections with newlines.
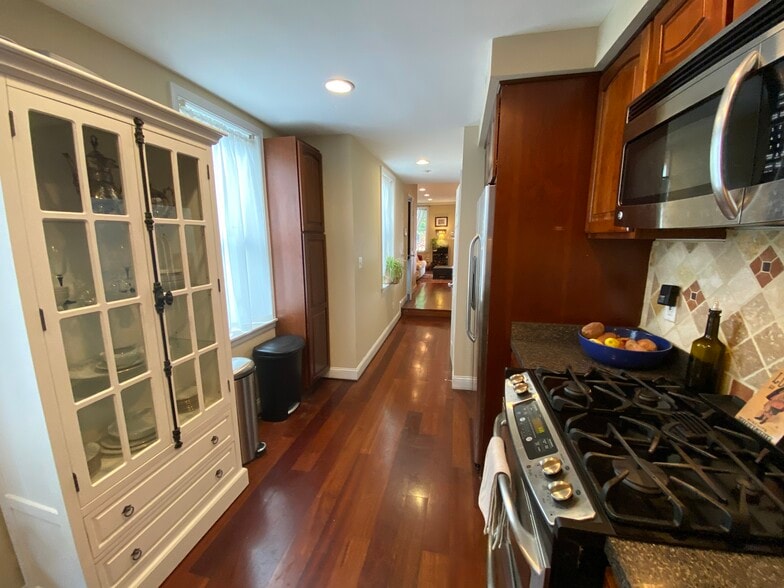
465, 184, 495, 465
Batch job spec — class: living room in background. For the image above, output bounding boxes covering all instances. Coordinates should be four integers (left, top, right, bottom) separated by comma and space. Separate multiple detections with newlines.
416, 206, 428, 252
172, 84, 275, 341
380, 168, 396, 286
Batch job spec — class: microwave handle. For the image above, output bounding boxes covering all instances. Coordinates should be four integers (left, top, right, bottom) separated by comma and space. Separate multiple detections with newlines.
492, 416, 546, 578
710, 50, 760, 219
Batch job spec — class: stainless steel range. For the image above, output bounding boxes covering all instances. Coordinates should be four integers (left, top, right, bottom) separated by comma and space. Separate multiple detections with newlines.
491, 367, 784, 588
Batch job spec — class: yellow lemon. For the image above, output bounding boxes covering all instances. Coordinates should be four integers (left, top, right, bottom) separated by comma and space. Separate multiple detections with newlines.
604, 337, 621, 348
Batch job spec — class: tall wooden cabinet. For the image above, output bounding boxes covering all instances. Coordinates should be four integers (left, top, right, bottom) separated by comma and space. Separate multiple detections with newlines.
475, 75, 652, 462
263, 136, 329, 390
0, 39, 247, 587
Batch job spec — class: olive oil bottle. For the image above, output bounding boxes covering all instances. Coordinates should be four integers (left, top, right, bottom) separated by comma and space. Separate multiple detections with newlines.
685, 302, 726, 394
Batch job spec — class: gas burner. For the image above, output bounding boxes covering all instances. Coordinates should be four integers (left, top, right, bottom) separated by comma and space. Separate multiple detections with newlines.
634, 387, 661, 407
736, 478, 762, 504
612, 457, 669, 494
564, 381, 589, 399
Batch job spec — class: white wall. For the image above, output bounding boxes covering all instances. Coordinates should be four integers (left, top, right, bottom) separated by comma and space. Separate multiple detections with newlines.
306, 135, 407, 378
451, 126, 484, 390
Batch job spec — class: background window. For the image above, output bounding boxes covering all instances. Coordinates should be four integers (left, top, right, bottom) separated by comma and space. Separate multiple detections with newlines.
416, 207, 427, 252
174, 90, 274, 339
380, 169, 395, 285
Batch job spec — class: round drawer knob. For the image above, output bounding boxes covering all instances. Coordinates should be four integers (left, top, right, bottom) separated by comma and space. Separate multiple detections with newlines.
540, 456, 563, 477
131, 548, 143, 561
547, 480, 573, 502
211, 435, 219, 445
121, 504, 135, 518
215, 469, 224, 479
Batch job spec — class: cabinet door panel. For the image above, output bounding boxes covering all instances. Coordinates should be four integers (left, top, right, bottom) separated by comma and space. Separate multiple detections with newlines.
9, 86, 170, 504
142, 129, 232, 430
308, 307, 329, 381
297, 140, 325, 232
303, 232, 328, 309
732, 0, 758, 21
648, 0, 730, 84
586, 25, 652, 234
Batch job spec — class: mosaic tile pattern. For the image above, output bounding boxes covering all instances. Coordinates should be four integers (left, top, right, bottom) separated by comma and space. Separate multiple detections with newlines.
640, 229, 784, 397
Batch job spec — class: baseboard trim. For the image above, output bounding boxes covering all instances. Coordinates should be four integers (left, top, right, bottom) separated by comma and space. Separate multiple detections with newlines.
451, 375, 475, 390
325, 311, 402, 381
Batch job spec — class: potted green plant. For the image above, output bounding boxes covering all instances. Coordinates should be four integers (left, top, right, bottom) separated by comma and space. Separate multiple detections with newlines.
384, 256, 404, 285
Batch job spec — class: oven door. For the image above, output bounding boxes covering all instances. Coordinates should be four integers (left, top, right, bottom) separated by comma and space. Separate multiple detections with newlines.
489, 414, 551, 588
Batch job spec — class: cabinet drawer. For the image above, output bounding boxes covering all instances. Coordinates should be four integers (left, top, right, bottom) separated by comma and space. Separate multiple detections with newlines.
85, 416, 232, 556
99, 445, 237, 586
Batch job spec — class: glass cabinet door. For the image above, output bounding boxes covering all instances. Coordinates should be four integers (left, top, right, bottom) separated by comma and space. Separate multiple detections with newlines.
9, 88, 171, 505
142, 130, 230, 429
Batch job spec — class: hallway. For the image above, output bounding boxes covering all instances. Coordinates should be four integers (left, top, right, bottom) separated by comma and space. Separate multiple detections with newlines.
402, 276, 453, 318
162, 316, 485, 587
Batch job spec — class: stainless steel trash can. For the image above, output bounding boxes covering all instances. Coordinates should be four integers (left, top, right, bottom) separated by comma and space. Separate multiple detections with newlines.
232, 357, 266, 464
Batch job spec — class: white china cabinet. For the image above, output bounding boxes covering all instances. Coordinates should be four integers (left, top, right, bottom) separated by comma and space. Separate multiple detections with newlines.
0, 38, 247, 587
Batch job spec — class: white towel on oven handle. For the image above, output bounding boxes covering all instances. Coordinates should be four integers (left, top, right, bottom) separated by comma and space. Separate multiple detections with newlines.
478, 435, 511, 549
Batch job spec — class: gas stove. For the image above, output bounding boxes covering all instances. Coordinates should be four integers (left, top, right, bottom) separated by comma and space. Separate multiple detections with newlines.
502, 367, 784, 555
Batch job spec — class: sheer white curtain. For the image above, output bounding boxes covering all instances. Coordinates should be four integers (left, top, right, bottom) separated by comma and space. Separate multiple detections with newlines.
380, 169, 395, 283
178, 98, 274, 338
416, 207, 427, 252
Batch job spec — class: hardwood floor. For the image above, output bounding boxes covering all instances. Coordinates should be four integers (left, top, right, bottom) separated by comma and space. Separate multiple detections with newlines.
402, 277, 452, 318
162, 316, 485, 587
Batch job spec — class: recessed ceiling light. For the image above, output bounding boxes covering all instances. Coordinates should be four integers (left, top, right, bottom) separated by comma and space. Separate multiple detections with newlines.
427, 198, 432, 201
325, 78, 355, 94
418, 187, 426, 192
424, 193, 430, 197
416, 159, 430, 165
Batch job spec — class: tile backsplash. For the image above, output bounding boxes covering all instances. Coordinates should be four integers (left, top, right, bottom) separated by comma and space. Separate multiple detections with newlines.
641, 229, 784, 399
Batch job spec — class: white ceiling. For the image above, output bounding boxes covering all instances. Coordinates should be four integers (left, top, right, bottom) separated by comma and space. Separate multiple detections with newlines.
39, 0, 616, 184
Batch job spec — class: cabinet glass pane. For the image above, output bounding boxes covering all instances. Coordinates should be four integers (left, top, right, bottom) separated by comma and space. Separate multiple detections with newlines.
184, 226, 209, 286
199, 349, 221, 408
155, 224, 185, 291
146, 144, 176, 218
82, 126, 126, 215
96, 221, 136, 302
78, 396, 121, 481
61, 312, 109, 402
178, 154, 203, 220
29, 111, 82, 213
44, 221, 97, 310
108, 305, 148, 383
120, 380, 158, 456
173, 360, 199, 424
165, 295, 192, 361
192, 290, 216, 349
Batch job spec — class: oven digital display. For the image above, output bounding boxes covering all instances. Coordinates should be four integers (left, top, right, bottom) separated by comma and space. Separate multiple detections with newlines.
513, 402, 557, 459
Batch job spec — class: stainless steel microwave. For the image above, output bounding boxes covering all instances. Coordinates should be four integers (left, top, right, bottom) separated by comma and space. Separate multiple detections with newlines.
617, 1, 784, 229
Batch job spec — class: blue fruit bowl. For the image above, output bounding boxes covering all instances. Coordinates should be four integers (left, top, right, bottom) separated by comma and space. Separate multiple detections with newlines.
578, 327, 672, 370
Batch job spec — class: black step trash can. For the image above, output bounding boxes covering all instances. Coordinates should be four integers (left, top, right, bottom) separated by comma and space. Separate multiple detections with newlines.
232, 357, 266, 464
252, 335, 305, 422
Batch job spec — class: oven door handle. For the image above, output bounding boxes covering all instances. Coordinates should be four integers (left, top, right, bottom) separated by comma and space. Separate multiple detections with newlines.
491, 416, 546, 581
710, 50, 760, 220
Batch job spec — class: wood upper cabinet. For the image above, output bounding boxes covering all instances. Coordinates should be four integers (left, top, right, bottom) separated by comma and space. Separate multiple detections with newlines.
264, 136, 330, 390
586, 24, 652, 235
648, 0, 730, 84
732, 0, 759, 21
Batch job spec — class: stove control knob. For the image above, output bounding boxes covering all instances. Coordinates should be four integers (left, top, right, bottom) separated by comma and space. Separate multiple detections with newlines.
540, 456, 562, 477
547, 480, 573, 502
513, 382, 529, 395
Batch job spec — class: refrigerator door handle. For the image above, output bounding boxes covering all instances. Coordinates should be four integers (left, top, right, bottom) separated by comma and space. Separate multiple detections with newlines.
466, 234, 480, 342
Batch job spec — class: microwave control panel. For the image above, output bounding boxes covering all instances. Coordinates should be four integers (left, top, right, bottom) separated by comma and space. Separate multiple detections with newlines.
762, 89, 784, 182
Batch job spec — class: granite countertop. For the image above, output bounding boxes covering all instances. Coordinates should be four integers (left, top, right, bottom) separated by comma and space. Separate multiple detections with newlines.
510, 321, 784, 588
510, 321, 690, 381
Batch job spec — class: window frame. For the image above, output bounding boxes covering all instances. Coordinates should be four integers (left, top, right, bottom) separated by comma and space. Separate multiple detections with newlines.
170, 83, 276, 341
416, 206, 428, 253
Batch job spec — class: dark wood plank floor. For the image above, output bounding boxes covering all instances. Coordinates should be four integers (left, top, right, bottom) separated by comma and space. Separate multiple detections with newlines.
162, 316, 485, 587
402, 278, 452, 317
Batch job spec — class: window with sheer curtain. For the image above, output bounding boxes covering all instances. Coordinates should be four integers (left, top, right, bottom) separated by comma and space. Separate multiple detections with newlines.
416, 207, 428, 252
174, 89, 274, 340
380, 169, 395, 285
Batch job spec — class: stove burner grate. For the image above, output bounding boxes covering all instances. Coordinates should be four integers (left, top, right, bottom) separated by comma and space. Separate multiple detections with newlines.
613, 456, 669, 494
